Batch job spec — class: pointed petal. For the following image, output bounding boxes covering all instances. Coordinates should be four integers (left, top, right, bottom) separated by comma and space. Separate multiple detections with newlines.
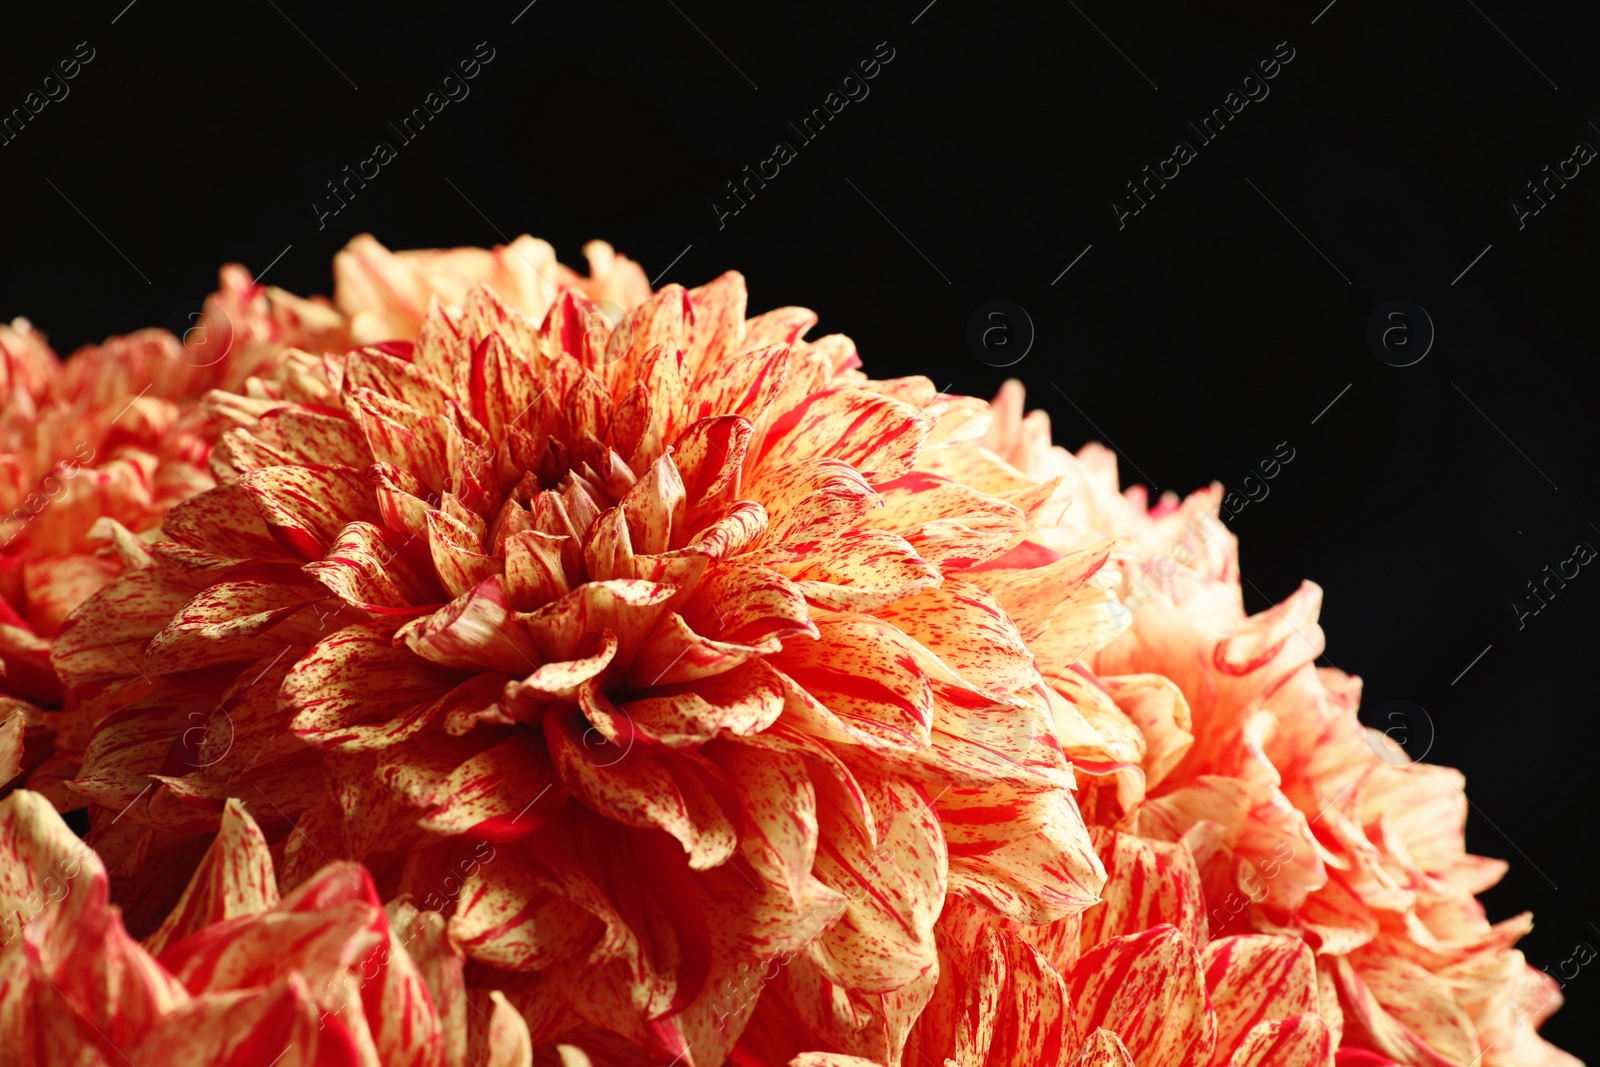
399, 727, 564, 840
472, 989, 535, 1067
1068, 1029, 1136, 1067
306, 520, 444, 614
865, 472, 1025, 571
686, 342, 791, 430
1201, 936, 1320, 1061
757, 527, 940, 613
1227, 1014, 1332, 1067
811, 774, 946, 993
951, 927, 1076, 1067
875, 579, 1037, 697
144, 567, 327, 674
743, 307, 817, 348
939, 782, 1106, 924
684, 272, 748, 374
144, 798, 280, 956
770, 617, 935, 748
156, 483, 289, 568
748, 457, 879, 547
397, 576, 539, 673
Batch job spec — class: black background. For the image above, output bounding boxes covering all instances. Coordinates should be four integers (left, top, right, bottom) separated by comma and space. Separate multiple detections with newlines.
2, 0, 1596, 1058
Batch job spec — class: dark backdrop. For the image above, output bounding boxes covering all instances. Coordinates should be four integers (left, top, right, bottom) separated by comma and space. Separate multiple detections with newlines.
2, 0, 1596, 1057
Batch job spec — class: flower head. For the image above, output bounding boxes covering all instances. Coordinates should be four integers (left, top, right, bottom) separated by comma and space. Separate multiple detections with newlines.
0, 787, 530, 1066
54, 237, 1122, 1063
0, 270, 342, 807
978, 382, 1577, 1067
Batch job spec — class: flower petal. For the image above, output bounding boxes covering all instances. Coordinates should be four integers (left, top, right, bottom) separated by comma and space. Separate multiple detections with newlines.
1068, 1029, 1136, 1067
143, 798, 279, 956
1202, 935, 1320, 1061
1066, 926, 1216, 1067
398, 576, 539, 674
286, 623, 463, 752
938, 782, 1105, 924
865, 472, 1025, 571
1079, 828, 1205, 950
810, 773, 946, 993
1228, 1014, 1333, 1067
875, 579, 1037, 698
756, 388, 930, 484
243, 464, 382, 562
756, 528, 939, 613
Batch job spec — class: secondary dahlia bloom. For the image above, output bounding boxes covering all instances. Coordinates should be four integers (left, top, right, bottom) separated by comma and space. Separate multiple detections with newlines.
0, 271, 344, 801
738, 841, 1333, 1067
977, 382, 1577, 1067
0, 788, 531, 1066
53, 244, 1126, 1064
332, 233, 650, 345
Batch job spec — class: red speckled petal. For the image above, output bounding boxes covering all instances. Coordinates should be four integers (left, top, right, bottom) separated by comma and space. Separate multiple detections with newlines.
875, 579, 1037, 698
285, 623, 462, 751
1068, 1029, 1136, 1066
1079, 828, 1205, 950
143, 798, 279, 957
1066, 925, 1216, 1067
242, 464, 382, 562
755, 527, 939, 613
756, 388, 930, 484
1228, 1013, 1333, 1067
1202, 935, 1321, 1061
865, 471, 1025, 571
938, 782, 1106, 924
809, 773, 946, 993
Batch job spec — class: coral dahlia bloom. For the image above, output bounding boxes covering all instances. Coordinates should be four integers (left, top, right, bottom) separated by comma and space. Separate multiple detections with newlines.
0, 788, 531, 1066
332, 233, 649, 345
0, 271, 343, 801
54, 244, 1122, 1064
978, 381, 1577, 1067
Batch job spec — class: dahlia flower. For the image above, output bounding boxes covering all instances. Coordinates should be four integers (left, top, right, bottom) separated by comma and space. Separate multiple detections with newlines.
52, 237, 1124, 1064
975, 381, 1577, 1067
0, 788, 531, 1066
332, 233, 650, 345
0, 271, 343, 804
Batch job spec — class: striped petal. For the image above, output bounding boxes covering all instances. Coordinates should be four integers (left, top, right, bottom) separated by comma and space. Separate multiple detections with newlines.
143, 798, 279, 956
1079, 828, 1205, 950
938, 782, 1105, 924
755, 388, 930, 484
810, 774, 946, 993
865, 471, 1025, 571
770, 617, 935, 749
1066, 926, 1216, 1067
1228, 1014, 1333, 1067
953, 927, 1075, 1067
1202, 935, 1321, 1061
285, 623, 463, 751
874, 579, 1037, 698
757, 527, 940, 613
242, 464, 382, 562
1068, 1029, 1136, 1067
